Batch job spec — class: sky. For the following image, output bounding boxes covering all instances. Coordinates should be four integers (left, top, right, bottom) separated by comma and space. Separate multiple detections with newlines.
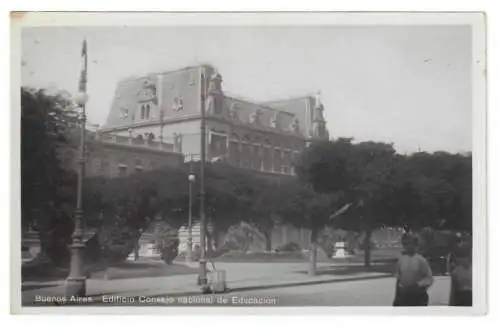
20, 25, 472, 154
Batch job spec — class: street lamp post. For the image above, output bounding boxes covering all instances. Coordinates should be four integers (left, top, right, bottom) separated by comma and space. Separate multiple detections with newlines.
65, 91, 89, 297
186, 170, 195, 263
198, 73, 208, 291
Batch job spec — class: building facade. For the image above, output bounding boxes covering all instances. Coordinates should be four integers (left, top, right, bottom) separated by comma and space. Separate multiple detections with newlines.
99, 65, 329, 173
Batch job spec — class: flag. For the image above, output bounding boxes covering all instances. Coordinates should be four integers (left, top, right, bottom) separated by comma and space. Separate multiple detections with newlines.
78, 39, 88, 93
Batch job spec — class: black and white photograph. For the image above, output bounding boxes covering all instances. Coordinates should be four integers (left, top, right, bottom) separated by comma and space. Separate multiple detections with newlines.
10, 11, 486, 314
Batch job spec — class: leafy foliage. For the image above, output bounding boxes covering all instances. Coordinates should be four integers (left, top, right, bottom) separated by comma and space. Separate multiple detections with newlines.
24, 90, 471, 271
21, 87, 79, 266
293, 138, 472, 267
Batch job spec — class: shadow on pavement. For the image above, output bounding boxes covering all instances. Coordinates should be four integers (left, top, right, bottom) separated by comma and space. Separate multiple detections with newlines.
22, 261, 199, 291
21, 283, 61, 292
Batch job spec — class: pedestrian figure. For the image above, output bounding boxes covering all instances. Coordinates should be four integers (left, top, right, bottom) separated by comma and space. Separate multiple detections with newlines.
393, 233, 434, 306
447, 232, 465, 275
449, 244, 472, 306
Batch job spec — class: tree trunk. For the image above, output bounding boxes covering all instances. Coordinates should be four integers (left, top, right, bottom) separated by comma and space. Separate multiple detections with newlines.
242, 241, 250, 253
363, 228, 373, 267
206, 232, 214, 256
264, 231, 272, 252
308, 228, 318, 276
36, 209, 52, 264
104, 257, 109, 280
133, 241, 139, 261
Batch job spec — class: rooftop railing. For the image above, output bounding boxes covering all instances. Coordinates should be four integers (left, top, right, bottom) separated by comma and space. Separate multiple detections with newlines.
96, 133, 175, 152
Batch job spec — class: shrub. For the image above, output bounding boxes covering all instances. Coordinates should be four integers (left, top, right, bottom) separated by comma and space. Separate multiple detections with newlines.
275, 242, 301, 253
222, 222, 265, 253
153, 223, 179, 264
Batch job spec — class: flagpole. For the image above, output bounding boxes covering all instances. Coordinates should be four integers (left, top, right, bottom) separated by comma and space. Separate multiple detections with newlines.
66, 39, 89, 297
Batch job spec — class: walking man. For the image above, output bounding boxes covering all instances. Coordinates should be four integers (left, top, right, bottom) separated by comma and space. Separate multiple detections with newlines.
393, 233, 434, 306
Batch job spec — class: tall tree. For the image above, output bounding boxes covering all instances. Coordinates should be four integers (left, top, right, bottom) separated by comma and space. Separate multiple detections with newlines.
21, 87, 78, 266
296, 139, 400, 267
398, 152, 473, 232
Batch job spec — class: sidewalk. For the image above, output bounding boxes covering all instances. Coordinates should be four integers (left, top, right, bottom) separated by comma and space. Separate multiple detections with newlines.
21, 262, 394, 305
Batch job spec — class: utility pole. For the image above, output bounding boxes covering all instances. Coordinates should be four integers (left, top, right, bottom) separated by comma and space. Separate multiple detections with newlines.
198, 71, 208, 291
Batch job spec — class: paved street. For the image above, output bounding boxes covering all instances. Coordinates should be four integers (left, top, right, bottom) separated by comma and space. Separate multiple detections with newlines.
224, 276, 450, 306
34, 275, 449, 307
21, 260, 451, 307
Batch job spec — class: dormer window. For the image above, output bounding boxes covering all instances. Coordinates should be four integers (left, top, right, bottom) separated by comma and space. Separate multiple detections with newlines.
119, 107, 129, 121
229, 102, 240, 121
172, 97, 184, 112
141, 80, 157, 100
249, 109, 262, 126
290, 117, 300, 133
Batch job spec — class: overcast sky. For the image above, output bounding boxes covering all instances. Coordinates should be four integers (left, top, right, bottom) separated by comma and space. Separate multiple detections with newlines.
21, 25, 472, 154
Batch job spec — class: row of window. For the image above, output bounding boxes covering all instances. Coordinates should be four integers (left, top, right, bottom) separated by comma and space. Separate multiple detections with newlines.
209, 133, 303, 153
119, 103, 153, 122
208, 134, 300, 174
226, 134, 303, 151
226, 144, 297, 174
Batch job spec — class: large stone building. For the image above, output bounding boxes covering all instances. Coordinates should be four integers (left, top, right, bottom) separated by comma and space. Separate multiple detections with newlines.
97, 64, 330, 253
61, 129, 184, 178
99, 64, 329, 173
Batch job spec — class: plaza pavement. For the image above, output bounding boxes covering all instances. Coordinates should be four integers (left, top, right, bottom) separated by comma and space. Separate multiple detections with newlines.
21, 261, 397, 305
225, 275, 451, 306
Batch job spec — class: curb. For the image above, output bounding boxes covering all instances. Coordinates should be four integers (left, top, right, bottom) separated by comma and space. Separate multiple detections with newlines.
227, 273, 392, 294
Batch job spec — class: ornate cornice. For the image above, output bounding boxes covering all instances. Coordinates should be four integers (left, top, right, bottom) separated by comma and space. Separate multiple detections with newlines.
101, 114, 307, 140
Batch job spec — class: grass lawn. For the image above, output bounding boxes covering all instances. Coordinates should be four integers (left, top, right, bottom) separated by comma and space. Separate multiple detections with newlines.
89, 261, 198, 280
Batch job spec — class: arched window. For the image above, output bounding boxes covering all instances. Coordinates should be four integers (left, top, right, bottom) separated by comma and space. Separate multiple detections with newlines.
140, 103, 151, 120
282, 150, 291, 174
273, 148, 282, 173
241, 135, 251, 168
229, 134, 240, 166
117, 158, 128, 177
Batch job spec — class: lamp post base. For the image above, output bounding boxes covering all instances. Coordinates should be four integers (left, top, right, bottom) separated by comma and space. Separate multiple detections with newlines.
197, 259, 210, 293
65, 242, 86, 297
65, 278, 86, 297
